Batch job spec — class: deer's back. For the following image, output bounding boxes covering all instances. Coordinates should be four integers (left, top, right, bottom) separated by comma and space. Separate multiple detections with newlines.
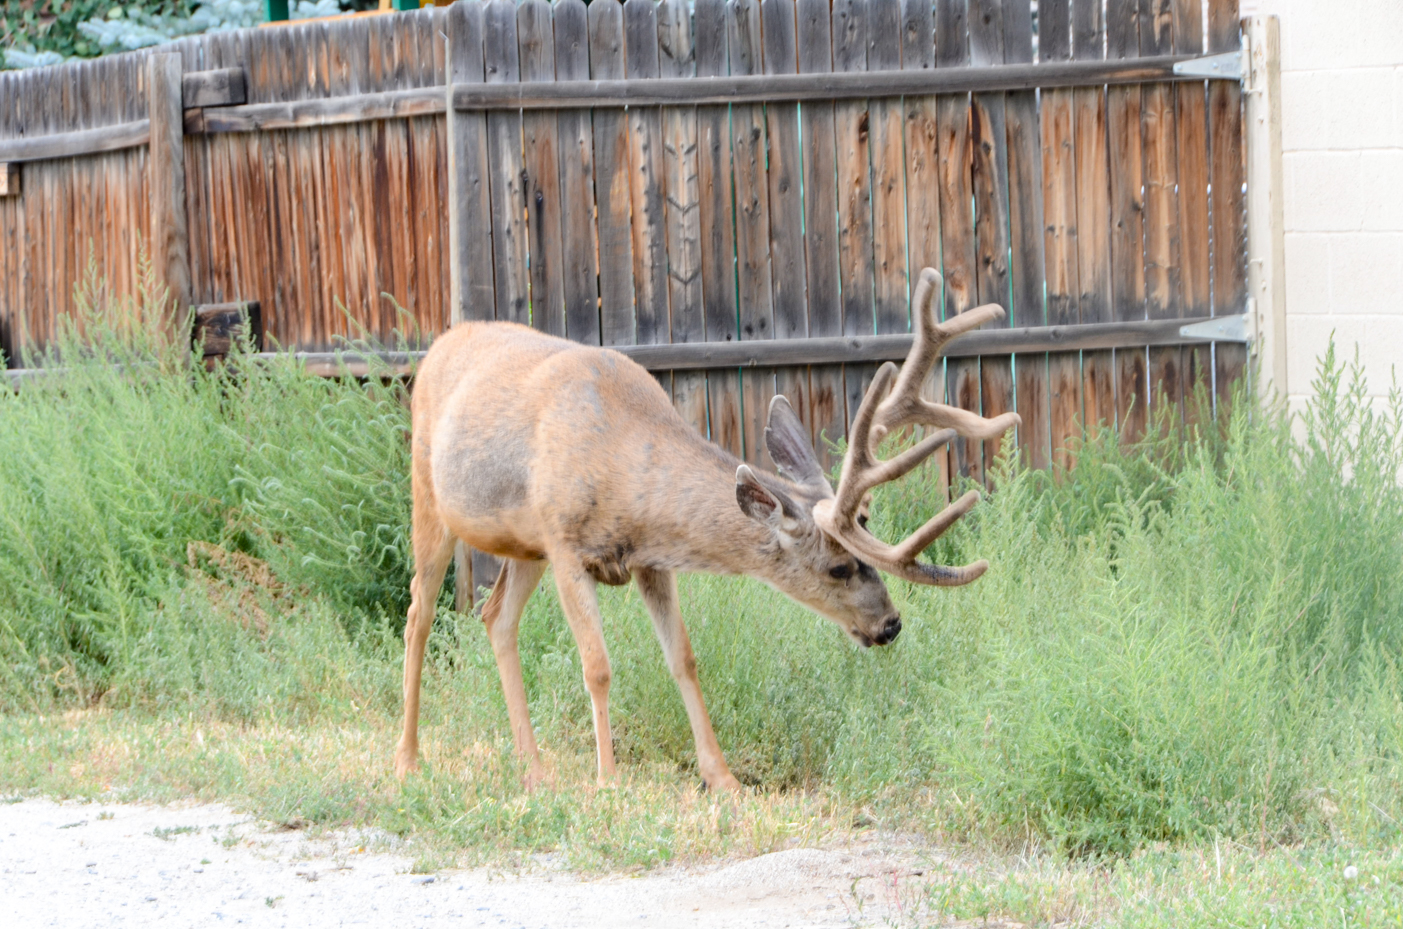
412, 322, 688, 560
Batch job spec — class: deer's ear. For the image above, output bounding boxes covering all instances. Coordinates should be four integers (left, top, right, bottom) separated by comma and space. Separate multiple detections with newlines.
736, 465, 803, 526
736, 465, 782, 521
764, 396, 827, 490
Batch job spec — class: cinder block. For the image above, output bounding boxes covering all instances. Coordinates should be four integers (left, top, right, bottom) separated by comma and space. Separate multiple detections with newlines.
1328, 233, 1403, 315
1280, 69, 1398, 152
1360, 150, 1403, 231
1287, 314, 1403, 398
1273, 0, 1403, 71
1284, 233, 1333, 314
1395, 66, 1403, 148
1285, 151, 1363, 232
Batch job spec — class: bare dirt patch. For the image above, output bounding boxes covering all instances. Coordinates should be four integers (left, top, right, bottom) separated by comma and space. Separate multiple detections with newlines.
1, 798, 939, 928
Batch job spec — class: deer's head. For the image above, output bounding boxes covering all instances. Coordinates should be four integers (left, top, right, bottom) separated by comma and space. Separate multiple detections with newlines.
734, 268, 1021, 648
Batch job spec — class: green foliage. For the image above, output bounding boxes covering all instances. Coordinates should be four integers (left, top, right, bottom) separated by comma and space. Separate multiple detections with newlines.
0, 272, 1400, 863
1, 0, 185, 60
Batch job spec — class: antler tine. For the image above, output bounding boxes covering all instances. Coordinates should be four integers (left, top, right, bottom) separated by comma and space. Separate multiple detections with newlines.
872, 267, 1019, 446
811, 266, 1019, 587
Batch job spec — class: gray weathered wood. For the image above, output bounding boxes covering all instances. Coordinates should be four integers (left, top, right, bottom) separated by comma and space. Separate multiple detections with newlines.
183, 67, 248, 108
484, 0, 529, 325
0, 120, 151, 163
447, 0, 495, 324
148, 52, 193, 323
797, 0, 844, 469
555, 0, 602, 344
761, 0, 807, 341
936, 0, 981, 483
659, 0, 709, 437
590, 0, 638, 346
519, 0, 567, 336
625, 0, 670, 345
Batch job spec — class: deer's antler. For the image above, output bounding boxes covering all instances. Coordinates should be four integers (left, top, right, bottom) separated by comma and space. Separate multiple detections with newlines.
811, 268, 1021, 587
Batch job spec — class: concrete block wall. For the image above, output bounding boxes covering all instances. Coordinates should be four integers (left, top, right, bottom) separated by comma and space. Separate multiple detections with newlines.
1251, 0, 1403, 409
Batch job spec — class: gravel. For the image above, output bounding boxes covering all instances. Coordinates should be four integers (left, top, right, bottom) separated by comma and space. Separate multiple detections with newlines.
1, 799, 928, 928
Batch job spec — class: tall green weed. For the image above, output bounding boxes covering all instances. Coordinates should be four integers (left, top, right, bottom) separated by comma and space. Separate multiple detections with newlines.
1, 276, 1400, 859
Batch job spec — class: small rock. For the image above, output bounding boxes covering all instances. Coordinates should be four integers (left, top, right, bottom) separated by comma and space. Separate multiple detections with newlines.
412, 875, 435, 885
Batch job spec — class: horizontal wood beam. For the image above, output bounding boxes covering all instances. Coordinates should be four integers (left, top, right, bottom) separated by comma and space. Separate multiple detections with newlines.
6, 316, 1246, 385
199, 86, 445, 133
1, 55, 1237, 154
0, 119, 150, 163
448, 54, 1217, 110
225, 316, 1243, 378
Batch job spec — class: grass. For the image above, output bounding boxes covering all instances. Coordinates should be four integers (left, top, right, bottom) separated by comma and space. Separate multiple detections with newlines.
2, 274, 1402, 923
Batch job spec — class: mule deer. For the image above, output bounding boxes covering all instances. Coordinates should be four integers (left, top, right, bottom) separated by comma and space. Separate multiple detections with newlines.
395, 268, 1018, 791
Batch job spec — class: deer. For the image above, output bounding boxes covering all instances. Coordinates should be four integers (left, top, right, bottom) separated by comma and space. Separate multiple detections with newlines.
394, 268, 1019, 792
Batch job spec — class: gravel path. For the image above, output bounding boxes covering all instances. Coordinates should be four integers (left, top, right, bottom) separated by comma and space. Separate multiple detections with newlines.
1, 799, 930, 928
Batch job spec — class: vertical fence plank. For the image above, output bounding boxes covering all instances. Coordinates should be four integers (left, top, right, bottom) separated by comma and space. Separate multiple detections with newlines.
624, 0, 670, 346
659, 0, 709, 437
969, 0, 1013, 473
1107, 0, 1148, 442
798, 0, 845, 469
936, 0, 981, 483
1209, 0, 1247, 414
447, 0, 495, 326
1039, 0, 1080, 471
868, 0, 907, 337
589, 0, 637, 346
148, 52, 192, 337
762, 0, 807, 341
484, 0, 528, 325
1140, 0, 1185, 435
900, 0, 951, 488
727, 0, 776, 465
1001, 0, 1048, 470
554, 0, 601, 344
518, 0, 566, 337
833, 0, 877, 453
762, 0, 811, 467
696, 0, 744, 458
1174, 0, 1210, 322
1073, 0, 1116, 438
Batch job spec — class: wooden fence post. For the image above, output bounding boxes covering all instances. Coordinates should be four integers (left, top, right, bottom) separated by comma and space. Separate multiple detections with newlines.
147, 52, 193, 340
446, 2, 500, 610
1245, 15, 1285, 399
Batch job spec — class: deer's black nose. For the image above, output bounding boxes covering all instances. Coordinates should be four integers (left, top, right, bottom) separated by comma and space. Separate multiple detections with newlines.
873, 615, 902, 646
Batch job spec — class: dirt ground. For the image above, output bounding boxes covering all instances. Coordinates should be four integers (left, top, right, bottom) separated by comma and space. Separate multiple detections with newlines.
1, 798, 942, 928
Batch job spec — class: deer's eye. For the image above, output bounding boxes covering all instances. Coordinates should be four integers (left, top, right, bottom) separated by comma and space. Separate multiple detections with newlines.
829, 564, 854, 581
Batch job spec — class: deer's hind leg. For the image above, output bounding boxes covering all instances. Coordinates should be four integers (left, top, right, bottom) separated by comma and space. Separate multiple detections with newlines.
480, 557, 549, 789
634, 568, 742, 792
551, 564, 616, 785
395, 501, 455, 778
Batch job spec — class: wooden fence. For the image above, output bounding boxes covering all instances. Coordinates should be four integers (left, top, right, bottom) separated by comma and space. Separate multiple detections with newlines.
0, 0, 1250, 485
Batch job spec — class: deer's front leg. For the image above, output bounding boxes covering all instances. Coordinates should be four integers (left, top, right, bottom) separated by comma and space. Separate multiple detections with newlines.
551, 564, 616, 785
634, 568, 742, 792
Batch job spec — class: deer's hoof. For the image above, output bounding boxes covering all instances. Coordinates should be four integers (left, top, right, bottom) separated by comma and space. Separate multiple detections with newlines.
393, 747, 420, 780
701, 772, 743, 794
523, 766, 549, 793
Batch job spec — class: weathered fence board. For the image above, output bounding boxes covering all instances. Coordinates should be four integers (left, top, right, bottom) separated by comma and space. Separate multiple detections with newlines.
0, 0, 1251, 489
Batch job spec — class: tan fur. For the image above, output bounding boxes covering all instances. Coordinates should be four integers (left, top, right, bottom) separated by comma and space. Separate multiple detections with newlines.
394, 321, 903, 792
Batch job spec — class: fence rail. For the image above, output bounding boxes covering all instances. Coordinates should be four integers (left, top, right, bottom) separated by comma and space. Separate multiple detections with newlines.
1, 0, 1251, 484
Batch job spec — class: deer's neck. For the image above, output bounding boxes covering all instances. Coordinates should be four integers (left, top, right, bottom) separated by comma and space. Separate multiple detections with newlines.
632, 429, 787, 578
